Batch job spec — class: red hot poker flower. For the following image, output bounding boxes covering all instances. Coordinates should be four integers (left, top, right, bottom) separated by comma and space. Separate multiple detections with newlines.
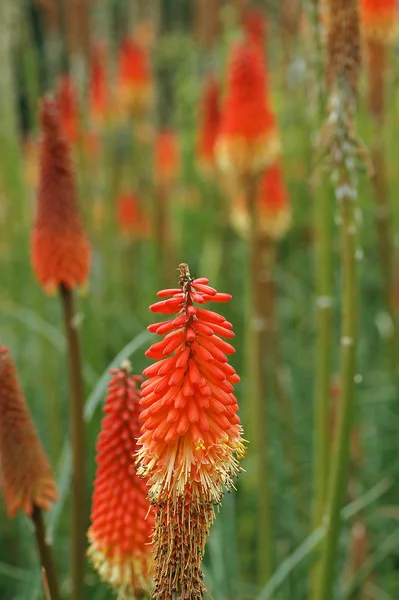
57, 75, 79, 144
197, 76, 220, 174
154, 129, 180, 186
88, 361, 154, 597
89, 44, 108, 126
136, 264, 245, 599
232, 162, 291, 240
31, 96, 91, 294
116, 191, 150, 239
360, 0, 398, 43
117, 38, 153, 116
0, 347, 57, 518
242, 8, 268, 51
216, 42, 280, 176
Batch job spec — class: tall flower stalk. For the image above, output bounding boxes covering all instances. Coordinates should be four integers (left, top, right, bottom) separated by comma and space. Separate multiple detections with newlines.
31, 97, 91, 600
313, 1, 362, 599
216, 41, 280, 583
0, 347, 60, 600
136, 263, 245, 599
361, 0, 399, 373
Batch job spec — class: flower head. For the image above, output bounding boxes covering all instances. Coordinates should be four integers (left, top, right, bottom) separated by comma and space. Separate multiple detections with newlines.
136, 264, 245, 599
57, 75, 79, 144
31, 96, 91, 294
154, 129, 180, 186
197, 76, 220, 174
117, 38, 153, 117
216, 42, 280, 176
88, 361, 154, 598
0, 347, 57, 518
242, 8, 267, 50
232, 163, 291, 239
116, 192, 150, 239
89, 44, 108, 126
360, 0, 398, 43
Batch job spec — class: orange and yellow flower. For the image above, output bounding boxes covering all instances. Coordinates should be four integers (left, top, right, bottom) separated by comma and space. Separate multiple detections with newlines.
31, 96, 91, 294
154, 129, 180, 186
116, 38, 153, 117
216, 42, 280, 176
360, 0, 398, 43
232, 162, 291, 240
197, 76, 220, 174
136, 264, 245, 599
116, 192, 150, 239
0, 347, 57, 518
88, 362, 154, 597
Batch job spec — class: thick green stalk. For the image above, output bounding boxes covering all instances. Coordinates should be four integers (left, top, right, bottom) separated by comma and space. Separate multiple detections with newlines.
59, 285, 86, 600
244, 174, 273, 584
312, 184, 334, 530
314, 90, 359, 600
31, 505, 61, 600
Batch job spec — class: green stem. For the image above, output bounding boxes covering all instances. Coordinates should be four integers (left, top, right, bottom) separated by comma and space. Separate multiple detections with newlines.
244, 174, 273, 584
31, 505, 61, 600
59, 285, 86, 600
314, 90, 359, 600
312, 184, 334, 528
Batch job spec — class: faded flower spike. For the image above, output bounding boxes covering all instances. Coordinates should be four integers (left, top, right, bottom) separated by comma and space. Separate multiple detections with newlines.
0, 347, 58, 518
31, 96, 91, 294
88, 361, 154, 598
137, 264, 245, 599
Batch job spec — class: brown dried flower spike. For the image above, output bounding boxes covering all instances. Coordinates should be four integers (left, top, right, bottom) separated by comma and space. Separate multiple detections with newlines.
326, 0, 361, 97
0, 347, 58, 517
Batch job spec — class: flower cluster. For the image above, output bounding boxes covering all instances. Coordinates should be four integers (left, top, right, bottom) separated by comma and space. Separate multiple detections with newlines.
31, 96, 91, 293
88, 361, 154, 598
136, 264, 245, 599
0, 347, 57, 518
197, 76, 220, 174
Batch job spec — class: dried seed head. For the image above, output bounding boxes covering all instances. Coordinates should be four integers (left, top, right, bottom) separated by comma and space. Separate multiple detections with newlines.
326, 0, 361, 97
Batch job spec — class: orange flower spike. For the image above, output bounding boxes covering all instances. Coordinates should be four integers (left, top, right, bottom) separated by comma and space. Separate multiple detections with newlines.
88, 361, 154, 597
137, 264, 245, 599
117, 192, 150, 239
137, 263, 245, 506
232, 163, 291, 240
0, 347, 58, 518
117, 38, 153, 116
154, 129, 180, 186
242, 8, 268, 51
216, 42, 280, 176
89, 44, 108, 125
197, 76, 220, 174
56, 75, 79, 144
360, 0, 398, 43
31, 96, 91, 294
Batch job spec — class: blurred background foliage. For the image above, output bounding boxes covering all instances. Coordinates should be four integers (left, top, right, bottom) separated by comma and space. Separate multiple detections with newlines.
1, 0, 399, 599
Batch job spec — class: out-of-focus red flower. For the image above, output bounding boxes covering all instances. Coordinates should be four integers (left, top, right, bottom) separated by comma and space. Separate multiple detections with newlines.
136, 263, 245, 599
88, 44, 108, 126
57, 75, 79, 144
154, 129, 180, 186
216, 43, 280, 176
31, 96, 91, 294
360, 0, 398, 43
232, 163, 291, 239
117, 38, 153, 116
0, 347, 57, 518
88, 361, 154, 597
197, 76, 220, 174
117, 192, 150, 239
242, 8, 267, 51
